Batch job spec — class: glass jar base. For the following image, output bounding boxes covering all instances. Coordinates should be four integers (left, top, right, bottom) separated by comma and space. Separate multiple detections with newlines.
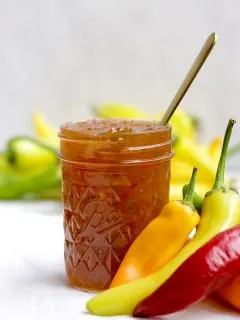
66, 274, 104, 293
71, 284, 102, 293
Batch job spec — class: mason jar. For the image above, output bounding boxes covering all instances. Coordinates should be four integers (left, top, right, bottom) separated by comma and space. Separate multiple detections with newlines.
59, 119, 173, 291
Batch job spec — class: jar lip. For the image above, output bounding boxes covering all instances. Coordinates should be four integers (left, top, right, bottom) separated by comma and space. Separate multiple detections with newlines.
59, 118, 171, 140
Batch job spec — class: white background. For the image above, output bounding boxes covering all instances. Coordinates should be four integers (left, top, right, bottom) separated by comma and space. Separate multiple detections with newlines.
0, 0, 239, 164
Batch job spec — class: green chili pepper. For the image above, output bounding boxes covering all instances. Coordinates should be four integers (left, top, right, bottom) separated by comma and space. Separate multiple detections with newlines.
0, 136, 61, 199
7, 136, 58, 172
0, 164, 61, 199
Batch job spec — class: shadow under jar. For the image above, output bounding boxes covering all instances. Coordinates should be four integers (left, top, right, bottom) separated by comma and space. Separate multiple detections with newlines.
59, 119, 173, 292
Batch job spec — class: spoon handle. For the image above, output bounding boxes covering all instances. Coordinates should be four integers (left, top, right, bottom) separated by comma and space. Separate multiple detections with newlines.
160, 32, 217, 126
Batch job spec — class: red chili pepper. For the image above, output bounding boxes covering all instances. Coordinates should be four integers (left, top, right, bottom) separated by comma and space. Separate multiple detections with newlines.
134, 225, 240, 318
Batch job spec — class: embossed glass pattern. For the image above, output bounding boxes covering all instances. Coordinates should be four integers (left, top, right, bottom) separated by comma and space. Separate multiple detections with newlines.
59, 119, 173, 291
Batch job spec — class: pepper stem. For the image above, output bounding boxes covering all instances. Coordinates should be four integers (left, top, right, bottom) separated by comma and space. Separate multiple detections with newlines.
213, 119, 236, 190
183, 167, 198, 205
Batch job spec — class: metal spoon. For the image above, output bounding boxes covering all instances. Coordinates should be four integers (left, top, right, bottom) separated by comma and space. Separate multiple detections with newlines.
160, 32, 218, 125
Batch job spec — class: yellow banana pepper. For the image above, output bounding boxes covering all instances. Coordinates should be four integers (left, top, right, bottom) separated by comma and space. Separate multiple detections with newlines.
110, 168, 200, 288
93, 102, 197, 141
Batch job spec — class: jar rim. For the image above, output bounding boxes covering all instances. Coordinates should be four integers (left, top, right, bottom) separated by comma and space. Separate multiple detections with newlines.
59, 118, 171, 141
59, 118, 173, 164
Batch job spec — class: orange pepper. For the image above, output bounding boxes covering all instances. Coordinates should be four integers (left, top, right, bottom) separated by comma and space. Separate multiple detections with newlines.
217, 275, 240, 310
110, 168, 200, 288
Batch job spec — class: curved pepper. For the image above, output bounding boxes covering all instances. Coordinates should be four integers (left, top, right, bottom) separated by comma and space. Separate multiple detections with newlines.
86, 119, 240, 316
173, 138, 217, 185
6, 136, 58, 172
93, 102, 197, 141
134, 225, 240, 317
110, 168, 200, 288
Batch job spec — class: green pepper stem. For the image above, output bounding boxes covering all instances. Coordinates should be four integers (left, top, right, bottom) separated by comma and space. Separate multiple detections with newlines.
213, 119, 236, 190
183, 167, 198, 205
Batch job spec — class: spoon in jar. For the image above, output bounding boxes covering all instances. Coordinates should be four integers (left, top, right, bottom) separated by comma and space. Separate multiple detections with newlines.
160, 32, 218, 125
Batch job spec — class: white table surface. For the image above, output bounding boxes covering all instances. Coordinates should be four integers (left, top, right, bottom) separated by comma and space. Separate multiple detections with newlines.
0, 201, 239, 320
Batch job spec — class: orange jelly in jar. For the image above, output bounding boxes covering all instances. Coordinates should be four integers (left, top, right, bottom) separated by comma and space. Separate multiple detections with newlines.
59, 119, 173, 291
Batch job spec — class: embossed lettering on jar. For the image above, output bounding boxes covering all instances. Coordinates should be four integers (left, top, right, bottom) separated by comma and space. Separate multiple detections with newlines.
59, 119, 173, 291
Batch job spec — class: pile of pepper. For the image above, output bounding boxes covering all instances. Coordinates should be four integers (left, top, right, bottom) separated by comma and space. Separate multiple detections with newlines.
1, 105, 240, 314
0, 104, 238, 201
86, 118, 240, 317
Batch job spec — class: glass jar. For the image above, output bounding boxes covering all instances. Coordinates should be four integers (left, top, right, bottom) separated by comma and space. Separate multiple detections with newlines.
59, 119, 173, 291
